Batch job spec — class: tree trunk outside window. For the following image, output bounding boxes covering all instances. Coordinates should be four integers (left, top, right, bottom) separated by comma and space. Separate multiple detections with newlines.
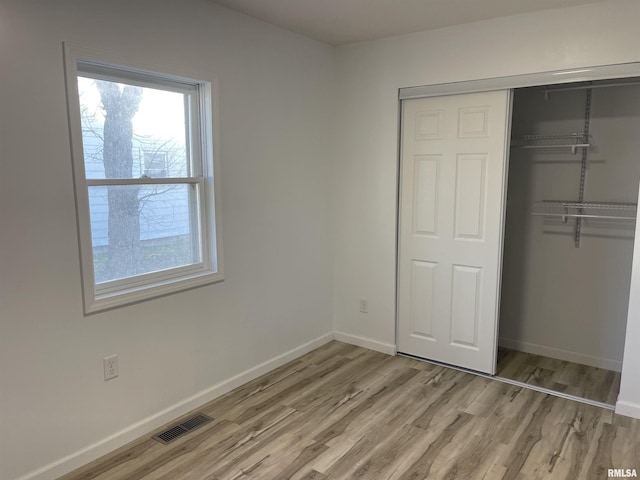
96, 81, 143, 281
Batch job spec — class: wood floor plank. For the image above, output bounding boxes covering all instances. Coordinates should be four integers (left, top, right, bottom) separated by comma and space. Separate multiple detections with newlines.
227, 356, 353, 424
294, 469, 327, 480
437, 434, 507, 480
58, 418, 241, 480
497, 347, 621, 404
478, 386, 544, 446
122, 420, 243, 480
346, 424, 431, 479
181, 410, 308, 480
216, 429, 317, 480
310, 436, 356, 474
585, 421, 618, 480
275, 442, 329, 480
303, 341, 361, 365
518, 398, 603, 479
320, 383, 438, 477
285, 349, 389, 412
320, 372, 438, 447
554, 402, 609, 480
396, 412, 474, 480
500, 394, 558, 480
148, 405, 297, 480
200, 358, 313, 415
312, 367, 420, 444
59, 341, 640, 480
411, 373, 477, 430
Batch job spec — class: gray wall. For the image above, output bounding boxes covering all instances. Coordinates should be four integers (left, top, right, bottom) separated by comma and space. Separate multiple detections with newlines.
499, 85, 640, 370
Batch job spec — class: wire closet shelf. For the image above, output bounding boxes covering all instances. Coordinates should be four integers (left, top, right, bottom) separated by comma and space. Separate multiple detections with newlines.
511, 133, 590, 154
532, 201, 638, 222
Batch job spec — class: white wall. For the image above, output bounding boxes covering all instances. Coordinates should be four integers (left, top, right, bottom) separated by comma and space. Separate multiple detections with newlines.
0, 1, 334, 479
332, 0, 640, 413
500, 86, 640, 371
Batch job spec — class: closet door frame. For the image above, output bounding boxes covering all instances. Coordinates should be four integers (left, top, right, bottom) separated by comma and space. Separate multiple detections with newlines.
396, 61, 640, 418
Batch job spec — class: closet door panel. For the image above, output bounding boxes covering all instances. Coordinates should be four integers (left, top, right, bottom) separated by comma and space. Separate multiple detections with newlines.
412, 155, 440, 236
409, 260, 437, 340
450, 264, 482, 348
454, 153, 487, 239
398, 90, 512, 374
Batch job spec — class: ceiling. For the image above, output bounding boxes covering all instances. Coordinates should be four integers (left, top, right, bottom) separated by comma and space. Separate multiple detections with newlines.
211, 0, 607, 46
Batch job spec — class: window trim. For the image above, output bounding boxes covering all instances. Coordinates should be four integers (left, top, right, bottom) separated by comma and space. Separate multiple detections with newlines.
64, 44, 224, 314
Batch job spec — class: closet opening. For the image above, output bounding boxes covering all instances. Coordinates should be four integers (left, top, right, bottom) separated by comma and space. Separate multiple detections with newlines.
496, 78, 640, 406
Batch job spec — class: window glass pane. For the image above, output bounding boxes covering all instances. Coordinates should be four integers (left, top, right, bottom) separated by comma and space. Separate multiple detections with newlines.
78, 76, 190, 179
89, 184, 201, 283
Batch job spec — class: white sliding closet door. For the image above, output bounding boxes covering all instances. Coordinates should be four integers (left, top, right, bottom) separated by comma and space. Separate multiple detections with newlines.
398, 90, 512, 374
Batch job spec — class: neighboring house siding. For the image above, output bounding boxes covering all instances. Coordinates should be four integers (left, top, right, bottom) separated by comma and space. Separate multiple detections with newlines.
82, 125, 191, 248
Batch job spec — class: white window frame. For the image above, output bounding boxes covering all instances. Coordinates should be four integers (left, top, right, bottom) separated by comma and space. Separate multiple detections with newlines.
64, 44, 224, 314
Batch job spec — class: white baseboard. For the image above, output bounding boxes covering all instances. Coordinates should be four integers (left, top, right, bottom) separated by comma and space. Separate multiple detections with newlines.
499, 337, 622, 372
615, 400, 640, 419
15, 332, 335, 480
334, 331, 397, 355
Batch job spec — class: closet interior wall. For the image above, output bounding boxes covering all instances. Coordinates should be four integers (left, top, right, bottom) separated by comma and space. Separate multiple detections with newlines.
499, 84, 640, 372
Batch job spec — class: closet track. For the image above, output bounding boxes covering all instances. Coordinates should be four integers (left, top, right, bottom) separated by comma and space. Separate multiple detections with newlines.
397, 353, 615, 411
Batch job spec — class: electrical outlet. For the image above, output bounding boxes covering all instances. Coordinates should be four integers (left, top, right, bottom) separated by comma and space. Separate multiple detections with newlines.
103, 354, 119, 381
360, 298, 369, 313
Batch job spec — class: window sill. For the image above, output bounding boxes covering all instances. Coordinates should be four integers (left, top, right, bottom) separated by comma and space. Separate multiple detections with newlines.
85, 270, 224, 315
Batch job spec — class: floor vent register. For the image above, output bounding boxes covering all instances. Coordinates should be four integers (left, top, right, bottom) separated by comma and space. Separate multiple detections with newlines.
152, 413, 213, 444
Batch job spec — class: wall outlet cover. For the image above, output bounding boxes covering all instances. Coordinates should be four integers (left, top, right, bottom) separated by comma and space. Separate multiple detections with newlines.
360, 298, 369, 313
103, 354, 119, 381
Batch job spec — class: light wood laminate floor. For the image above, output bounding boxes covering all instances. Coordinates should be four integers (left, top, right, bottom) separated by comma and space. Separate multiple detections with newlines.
496, 347, 622, 405
60, 341, 639, 480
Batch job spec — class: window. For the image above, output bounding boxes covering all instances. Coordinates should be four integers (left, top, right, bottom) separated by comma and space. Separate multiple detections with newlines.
143, 150, 169, 178
65, 46, 223, 313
